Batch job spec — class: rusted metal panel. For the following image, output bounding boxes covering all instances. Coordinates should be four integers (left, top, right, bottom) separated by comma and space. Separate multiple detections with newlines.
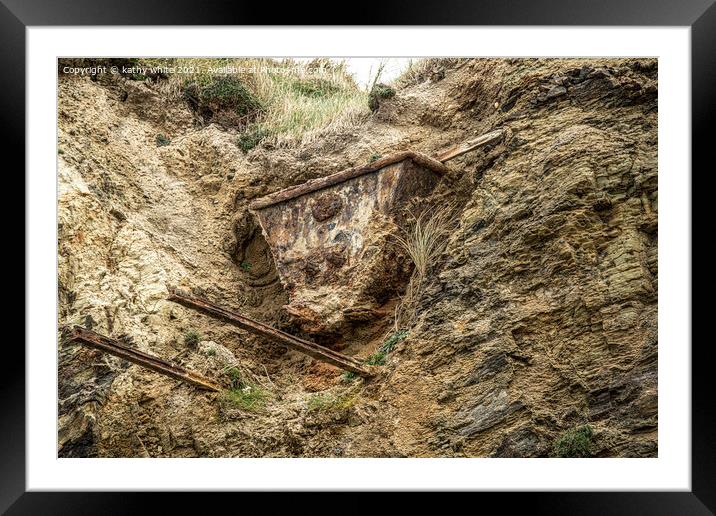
167, 288, 371, 376
250, 157, 444, 320
65, 326, 222, 392
249, 150, 449, 211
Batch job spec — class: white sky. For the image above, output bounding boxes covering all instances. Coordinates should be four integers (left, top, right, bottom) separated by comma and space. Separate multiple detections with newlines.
295, 57, 413, 89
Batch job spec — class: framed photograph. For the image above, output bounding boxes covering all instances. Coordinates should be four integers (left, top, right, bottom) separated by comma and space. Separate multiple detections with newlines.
9, 0, 711, 511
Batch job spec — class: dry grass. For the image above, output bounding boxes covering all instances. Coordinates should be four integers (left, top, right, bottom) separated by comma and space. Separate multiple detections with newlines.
393, 205, 454, 329
393, 58, 463, 88
151, 57, 371, 148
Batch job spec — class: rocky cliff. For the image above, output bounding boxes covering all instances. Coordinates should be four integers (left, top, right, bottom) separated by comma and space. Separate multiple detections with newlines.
57, 58, 657, 457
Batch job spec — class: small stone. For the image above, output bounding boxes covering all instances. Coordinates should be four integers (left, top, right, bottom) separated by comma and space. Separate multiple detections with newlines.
546, 85, 567, 99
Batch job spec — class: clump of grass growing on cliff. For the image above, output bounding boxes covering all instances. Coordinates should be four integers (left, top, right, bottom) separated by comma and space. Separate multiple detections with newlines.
368, 83, 395, 112
181, 74, 263, 130
394, 206, 454, 329
553, 425, 594, 457
307, 389, 357, 412
361, 330, 409, 369
237, 127, 269, 152
393, 58, 462, 88
341, 370, 358, 383
184, 330, 201, 348
156, 58, 369, 148
222, 366, 268, 412
380, 330, 408, 354
365, 351, 386, 366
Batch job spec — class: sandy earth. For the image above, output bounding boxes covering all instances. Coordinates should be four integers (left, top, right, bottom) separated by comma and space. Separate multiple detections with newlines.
57, 58, 657, 458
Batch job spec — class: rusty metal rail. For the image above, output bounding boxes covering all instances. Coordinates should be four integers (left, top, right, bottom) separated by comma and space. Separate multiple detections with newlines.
65, 326, 222, 392
434, 129, 504, 163
167, 287, 371, 376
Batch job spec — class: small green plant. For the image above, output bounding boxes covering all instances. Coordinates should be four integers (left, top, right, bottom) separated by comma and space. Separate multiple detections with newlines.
368, 83, 396, 112
222, 367, 268, 412
57, 149, 64, 155
379, 330, 408, 354
226, 367, 242, 388
553, 425, 594, 458
156, 133, 171, 147
240, 261, 253, 271
184, 330, 201, 348
365, 351, 386, 366
223, 384, 268, 411
368, 153, 381, 164
185, 76, 263, 118
237, 127, 269, 152
206, 348, 217, 357
307, 391, 357, 412
362, 331, 407, 368
341, 370, 358, 382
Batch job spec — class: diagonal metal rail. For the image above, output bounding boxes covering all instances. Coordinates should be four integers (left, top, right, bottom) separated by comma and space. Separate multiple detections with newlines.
65, 325, 222, 392
167, 287, 371, 377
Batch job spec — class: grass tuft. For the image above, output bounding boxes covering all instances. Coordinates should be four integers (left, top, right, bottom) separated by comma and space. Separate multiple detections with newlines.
222, 366, 268, 412
393, 58, 462, 88
341, 370, 358, 383
184, 330, 201, 348
393, 206, 454, 329
307, 390, 357, 412
365, 351, 386, 366
368, 83, 396, 112
379, 330, 408, 354
553, 425, 594, 458
153, 58, 371, 148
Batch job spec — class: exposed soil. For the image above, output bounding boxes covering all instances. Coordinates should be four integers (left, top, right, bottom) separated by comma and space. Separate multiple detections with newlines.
57, 58, 657, 458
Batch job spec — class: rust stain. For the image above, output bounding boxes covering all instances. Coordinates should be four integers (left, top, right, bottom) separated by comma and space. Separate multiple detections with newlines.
251, 157, 444, 300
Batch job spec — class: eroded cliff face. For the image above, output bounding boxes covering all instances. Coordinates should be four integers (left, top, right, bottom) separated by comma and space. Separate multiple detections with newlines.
57, 58, 657, 458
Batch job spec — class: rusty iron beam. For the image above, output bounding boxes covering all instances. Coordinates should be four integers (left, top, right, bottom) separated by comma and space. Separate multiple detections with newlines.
434, 129, 504, 163
249, 150, 450, 211
65, 326, 222, 392
167, 287, 371, 377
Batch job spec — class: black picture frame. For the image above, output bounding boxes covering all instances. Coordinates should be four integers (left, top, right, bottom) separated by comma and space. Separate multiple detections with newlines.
6, 0, 712, 512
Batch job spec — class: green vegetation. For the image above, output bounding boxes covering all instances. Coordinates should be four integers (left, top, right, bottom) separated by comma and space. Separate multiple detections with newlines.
184, 75, 263, 121
379, 330, 408, 354
368, 153, 381, 164
240, 261, 253, 271
307, 390, 357, 412
222, 367, 268, 412
183, 330, 201, 348
151, 57, 370, 148
205, 348, 216, 357
58, 149, 64, 155
341, 370, 358, 383
223, 384, 268, 412
156, 133, 171, 147
361, 331, 408, 368
237, 127, 269, 152
365, 351, 386, 366
368, 83, 396, 112
553, 425, 594, 458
